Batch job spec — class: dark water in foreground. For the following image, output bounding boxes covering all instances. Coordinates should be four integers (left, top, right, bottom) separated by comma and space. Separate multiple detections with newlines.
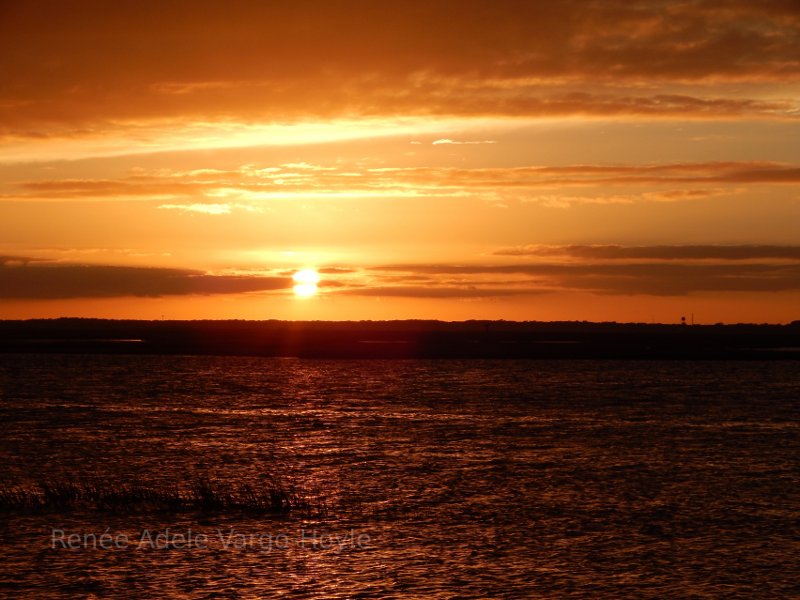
0, 355, 798, 598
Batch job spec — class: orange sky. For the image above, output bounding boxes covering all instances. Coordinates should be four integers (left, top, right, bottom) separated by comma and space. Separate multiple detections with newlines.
1, 0, 799, 323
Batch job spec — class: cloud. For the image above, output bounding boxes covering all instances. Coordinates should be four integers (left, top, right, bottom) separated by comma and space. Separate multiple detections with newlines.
337, 286, 539, 299
522, 189, 733, 208
0, 0, 798, 137
368, 161, 799, 190
157, 203, 262, 215
317, 267, 357, 275
0, 255, 46, 266
494, 245, 800, 260
432, 139, 497, 145
5, 161, 797, 204
0, 258, 292, 299
371, 262, 800, 296
6, 250, 800, 301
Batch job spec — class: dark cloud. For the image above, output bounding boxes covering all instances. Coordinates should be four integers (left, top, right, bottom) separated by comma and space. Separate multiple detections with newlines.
0, 0, 797, 131
337, 286, 539, 299
5, 254, 800, 301
372, 262, 800, 296
494, 245, 800, 260
555, 264, 800, 295
0, 255, 45, 266
0, 259, 292, 299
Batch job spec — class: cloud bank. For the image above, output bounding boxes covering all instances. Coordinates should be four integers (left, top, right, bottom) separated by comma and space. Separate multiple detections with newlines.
7, 244, 800, 301
1, 0, 798, 138
0, 258, 292, 299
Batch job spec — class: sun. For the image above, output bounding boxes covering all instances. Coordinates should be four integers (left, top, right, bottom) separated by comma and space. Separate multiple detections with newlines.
292, 268, 320, 297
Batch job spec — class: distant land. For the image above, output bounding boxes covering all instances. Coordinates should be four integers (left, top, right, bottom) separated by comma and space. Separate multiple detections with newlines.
1, 318, 800, 359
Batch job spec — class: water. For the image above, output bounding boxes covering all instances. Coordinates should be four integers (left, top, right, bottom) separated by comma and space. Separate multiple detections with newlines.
0, 355, 798, 598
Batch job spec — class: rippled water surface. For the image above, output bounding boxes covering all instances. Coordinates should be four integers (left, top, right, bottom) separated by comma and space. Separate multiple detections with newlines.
1, 355, 799, 598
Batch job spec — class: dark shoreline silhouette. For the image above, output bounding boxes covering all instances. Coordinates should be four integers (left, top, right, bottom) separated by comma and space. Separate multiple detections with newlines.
1, 318, 799, 359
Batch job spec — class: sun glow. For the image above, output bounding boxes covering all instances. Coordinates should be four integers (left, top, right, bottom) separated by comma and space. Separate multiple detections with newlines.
292, 268, 320, 298
0, 117, 501, 163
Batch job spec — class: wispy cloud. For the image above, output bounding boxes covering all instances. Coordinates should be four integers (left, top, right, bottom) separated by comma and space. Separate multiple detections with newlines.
432, 139, 497, 145
525, 189, 734, 208
158, 203, 263, 215
4, 161, 797, 204
494, 244, 800, 260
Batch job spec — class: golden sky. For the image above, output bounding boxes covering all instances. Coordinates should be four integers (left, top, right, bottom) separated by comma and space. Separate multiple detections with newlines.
1, 0, 799, 322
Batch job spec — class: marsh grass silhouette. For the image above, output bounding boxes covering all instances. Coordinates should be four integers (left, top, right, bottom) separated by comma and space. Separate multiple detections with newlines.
0, 478, 321, 516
